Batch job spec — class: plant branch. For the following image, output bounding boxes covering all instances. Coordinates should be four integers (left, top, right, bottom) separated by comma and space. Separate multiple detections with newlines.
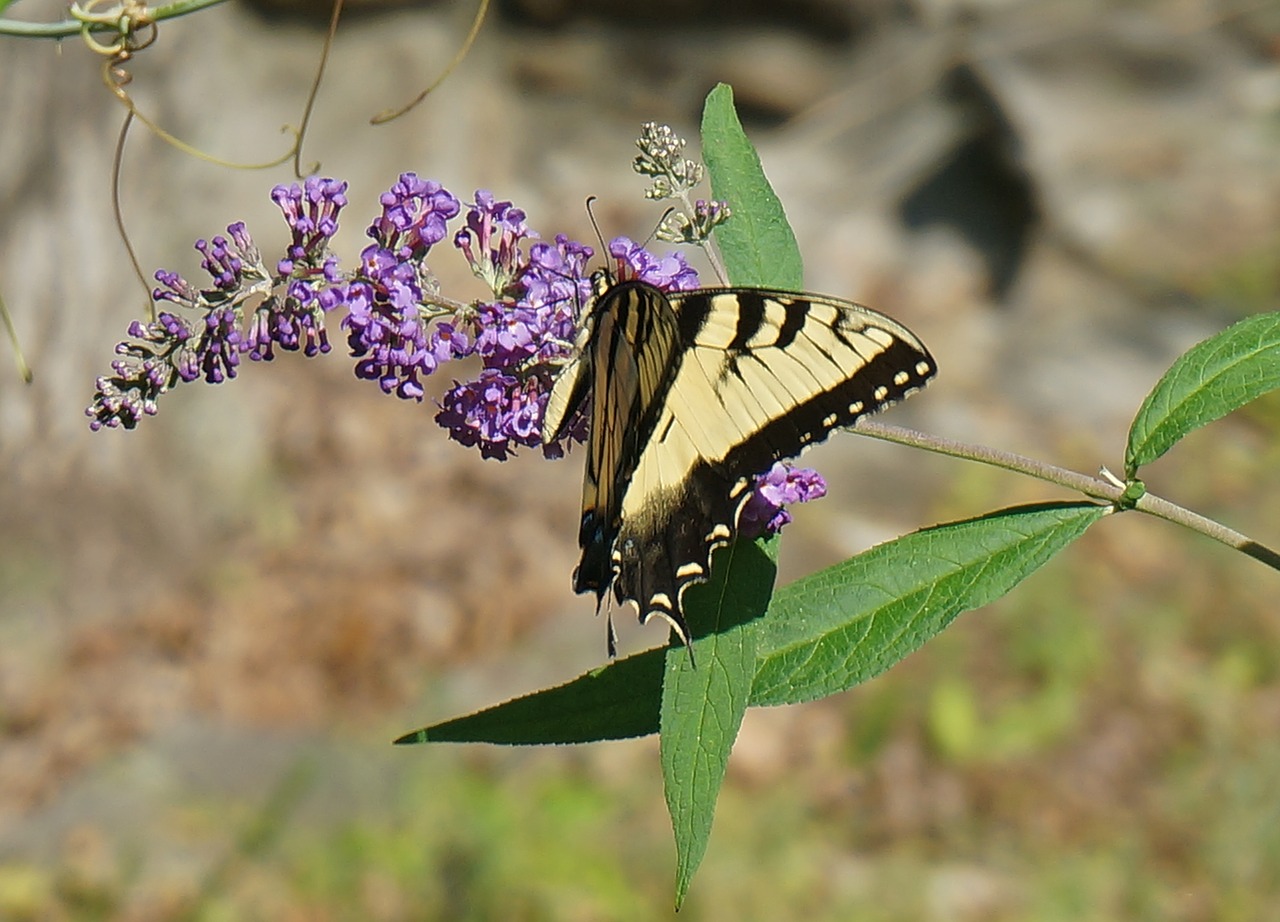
853, 418, 1280, 574
1, 0, 223, 38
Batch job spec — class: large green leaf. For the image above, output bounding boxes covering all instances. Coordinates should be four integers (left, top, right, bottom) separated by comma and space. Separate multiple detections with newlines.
700, 83, 803, 289
395, 506, 1105, 744
660, 539, 774, 907
393, 648, 665, 745
751, 503, 1107, 706
1126, 311, 1280, 476
392, 540, 775, 748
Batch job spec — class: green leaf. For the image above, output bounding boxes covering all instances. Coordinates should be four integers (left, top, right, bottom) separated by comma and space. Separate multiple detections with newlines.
750, 502, 1107, 706
1126, 311, 1280, 476
391, 539, 775, 748
393, 649, 665, 745
700, 83, 803, 289
661, 539, 774, 907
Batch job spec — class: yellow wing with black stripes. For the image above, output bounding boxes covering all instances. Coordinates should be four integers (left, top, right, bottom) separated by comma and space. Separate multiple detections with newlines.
542, 276, 935, 650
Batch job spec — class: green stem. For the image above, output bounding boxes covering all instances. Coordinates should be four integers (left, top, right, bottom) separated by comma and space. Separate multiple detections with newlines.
0, 0, 225, 39
0, 290, 33, 384
854, 418, 1280, 573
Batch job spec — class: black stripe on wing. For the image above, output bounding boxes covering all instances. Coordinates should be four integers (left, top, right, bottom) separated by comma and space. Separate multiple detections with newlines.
715, 331, 935, 484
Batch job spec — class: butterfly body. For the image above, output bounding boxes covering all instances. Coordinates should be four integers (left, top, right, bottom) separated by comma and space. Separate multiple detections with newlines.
542, 275, 935, 650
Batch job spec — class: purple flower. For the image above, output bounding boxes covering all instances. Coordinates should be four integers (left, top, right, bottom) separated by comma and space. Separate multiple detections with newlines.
272, 177, 348, 271
190, 306, 242, 383
245, 293, 331, 361
86, 364, 164, 430
194, 226, 252, 292
341, 275, 434, 400
436, 224, 706, 460
368, 174, 459, 261
152, 223, 262, 312
91, 179, 344, 429
435, 224, 598, 459
86, 313, 191, 430
739, 462, 828, 538
455, 233, 594, 375
428, 322, 472, 364
520, 236, 595, 362
608, 236, 700, 291
245, 180, 349, 362
454, 190, 534, 295
436, 368, 548, 461
334, 177, 466, 399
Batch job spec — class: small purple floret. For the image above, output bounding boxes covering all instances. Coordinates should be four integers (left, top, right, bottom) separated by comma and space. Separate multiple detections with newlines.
368, 173, 460, 260
273, 176, 348, 265
739, 462, 828, 538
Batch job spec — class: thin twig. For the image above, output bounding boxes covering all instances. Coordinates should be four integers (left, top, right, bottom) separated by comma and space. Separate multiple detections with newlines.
370, 0, 489, 124
0, 290, 33, 383
854, 418, 1280, 574
111, 109, 154, 318
292, 0, 344, 177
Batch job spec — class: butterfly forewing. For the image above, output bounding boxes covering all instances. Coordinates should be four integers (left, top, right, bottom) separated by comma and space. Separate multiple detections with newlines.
572, 281, 684, 608
543, 281, 936, 649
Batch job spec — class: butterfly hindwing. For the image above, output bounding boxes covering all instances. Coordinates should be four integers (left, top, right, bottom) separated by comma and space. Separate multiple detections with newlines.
544, 280, 936, 649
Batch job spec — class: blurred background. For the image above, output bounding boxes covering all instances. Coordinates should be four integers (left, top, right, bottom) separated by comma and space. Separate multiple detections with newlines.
1, 0, 1279, 918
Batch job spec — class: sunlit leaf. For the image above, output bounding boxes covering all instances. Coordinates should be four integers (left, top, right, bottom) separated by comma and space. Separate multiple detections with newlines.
751, 503, 1107, 706
701, 83, 803, 289
1127, 311, 1280, 475
661, 539, 773, 906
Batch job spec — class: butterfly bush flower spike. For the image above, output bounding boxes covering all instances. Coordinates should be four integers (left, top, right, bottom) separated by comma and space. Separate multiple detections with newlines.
87, 177, 358, 429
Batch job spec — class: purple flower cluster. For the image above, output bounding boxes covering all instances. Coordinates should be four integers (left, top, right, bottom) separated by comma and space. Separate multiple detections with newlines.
340, 175, 462, 400
86, 311, 191, 431
86, 169, 827, 533
435, 198, 601, 459
433, 206, 709, 460
248, 178, 348, 360
87, 178, 348, 429
453, 190, 533, 296
606, 237, 700, 292
369, 173, 458, 262
739, 462, 828, 538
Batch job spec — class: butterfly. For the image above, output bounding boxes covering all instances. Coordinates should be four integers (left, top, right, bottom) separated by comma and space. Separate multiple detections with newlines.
541, 273, 935, 653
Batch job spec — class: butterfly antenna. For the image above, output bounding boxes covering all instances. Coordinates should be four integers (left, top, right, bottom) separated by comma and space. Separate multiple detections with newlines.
584, 196, 612, 278
643, 207, 677, 250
